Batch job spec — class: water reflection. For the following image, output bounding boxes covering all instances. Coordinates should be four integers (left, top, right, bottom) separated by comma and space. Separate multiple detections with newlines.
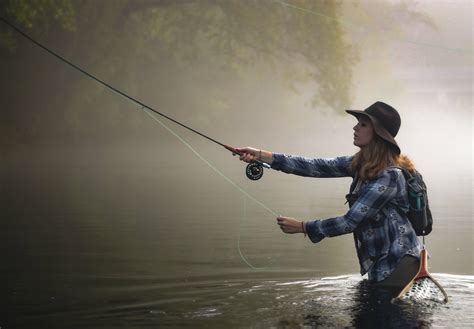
270, 274, 466, 329
349, 280, 431, 328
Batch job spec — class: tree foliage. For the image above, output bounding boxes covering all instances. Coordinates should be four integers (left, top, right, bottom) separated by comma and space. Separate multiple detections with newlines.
0, 0, 75, 49
0, 0, 433, 144
1, 0, 354, 106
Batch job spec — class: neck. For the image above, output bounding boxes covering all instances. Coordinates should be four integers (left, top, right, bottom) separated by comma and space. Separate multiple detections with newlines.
360, 146, 370, 159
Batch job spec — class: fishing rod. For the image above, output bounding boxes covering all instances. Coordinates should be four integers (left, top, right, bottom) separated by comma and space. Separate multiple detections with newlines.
0, 16, 270, 180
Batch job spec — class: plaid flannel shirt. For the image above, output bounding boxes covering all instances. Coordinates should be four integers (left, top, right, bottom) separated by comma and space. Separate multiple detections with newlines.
271, 153, 422, 282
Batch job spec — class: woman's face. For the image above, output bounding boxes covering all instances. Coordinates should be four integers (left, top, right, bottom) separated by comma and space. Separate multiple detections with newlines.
353, 116, 374, 148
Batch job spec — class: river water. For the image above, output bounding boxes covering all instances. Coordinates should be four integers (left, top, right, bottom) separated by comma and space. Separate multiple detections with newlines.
2, 144, 473, 328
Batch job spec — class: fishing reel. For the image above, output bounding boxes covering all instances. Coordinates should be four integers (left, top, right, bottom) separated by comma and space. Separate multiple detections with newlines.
245, 161, 271, 180
246, 162, 264, 180
224, 145, 270, 181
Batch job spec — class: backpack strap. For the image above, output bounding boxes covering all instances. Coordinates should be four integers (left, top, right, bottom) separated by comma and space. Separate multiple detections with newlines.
349, 174, 360, 194
382, 166, 409, 219
388, 165, 414, 180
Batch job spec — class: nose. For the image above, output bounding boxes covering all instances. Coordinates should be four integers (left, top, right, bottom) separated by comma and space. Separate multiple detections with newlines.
353, 123, 359, 131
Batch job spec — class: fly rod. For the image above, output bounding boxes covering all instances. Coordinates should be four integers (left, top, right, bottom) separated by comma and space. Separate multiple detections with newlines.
0, 16, 270, 180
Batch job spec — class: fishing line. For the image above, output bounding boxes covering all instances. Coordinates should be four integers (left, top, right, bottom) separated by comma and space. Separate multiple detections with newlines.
238, 195, 265, 270
0, 16, 277, 269
143, 108, 276, 270
273, 0, 472, 55
142, 108, 277, 217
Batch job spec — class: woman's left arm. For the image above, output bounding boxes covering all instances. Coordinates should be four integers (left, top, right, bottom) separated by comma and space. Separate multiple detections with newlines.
304, 170, 400, 243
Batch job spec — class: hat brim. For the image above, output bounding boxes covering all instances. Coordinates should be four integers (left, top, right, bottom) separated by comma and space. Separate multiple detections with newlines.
346, 109, 401, 154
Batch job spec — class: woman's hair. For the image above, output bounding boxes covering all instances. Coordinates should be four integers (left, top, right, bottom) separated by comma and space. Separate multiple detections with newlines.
350, 135, 415, 180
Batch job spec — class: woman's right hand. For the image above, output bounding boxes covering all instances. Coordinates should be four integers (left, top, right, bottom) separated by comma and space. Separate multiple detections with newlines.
235, 147, 260, 163
235, 147, 274, 165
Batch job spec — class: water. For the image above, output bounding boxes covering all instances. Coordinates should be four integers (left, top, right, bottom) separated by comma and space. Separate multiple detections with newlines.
3, 270, 473, 328
1, 144, 473, 328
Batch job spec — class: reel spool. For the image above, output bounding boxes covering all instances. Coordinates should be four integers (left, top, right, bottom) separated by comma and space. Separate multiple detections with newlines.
246, 162, 264, 180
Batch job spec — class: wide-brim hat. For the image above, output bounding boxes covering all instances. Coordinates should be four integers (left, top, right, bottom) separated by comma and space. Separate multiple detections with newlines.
346, 101, 401, 154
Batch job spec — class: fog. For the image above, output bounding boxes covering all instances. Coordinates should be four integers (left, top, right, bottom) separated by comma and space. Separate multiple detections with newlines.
1, 0, 472, 273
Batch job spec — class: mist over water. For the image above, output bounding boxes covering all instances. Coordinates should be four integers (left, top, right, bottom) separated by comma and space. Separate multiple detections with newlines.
1, 0, 472, 327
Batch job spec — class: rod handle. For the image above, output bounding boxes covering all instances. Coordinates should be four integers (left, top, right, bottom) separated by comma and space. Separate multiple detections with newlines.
224, 145, 242, 156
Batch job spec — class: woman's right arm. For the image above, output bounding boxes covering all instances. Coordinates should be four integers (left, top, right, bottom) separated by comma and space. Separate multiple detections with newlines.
236, 147, 353, 178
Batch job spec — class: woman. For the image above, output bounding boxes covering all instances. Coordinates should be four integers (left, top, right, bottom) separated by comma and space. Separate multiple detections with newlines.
237, 101, 422, 294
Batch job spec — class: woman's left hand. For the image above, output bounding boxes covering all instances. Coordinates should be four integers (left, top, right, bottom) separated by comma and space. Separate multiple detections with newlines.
276, 216, 304, 234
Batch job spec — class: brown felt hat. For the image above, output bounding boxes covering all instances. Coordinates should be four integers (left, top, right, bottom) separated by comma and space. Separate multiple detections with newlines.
346, 101, 401, 154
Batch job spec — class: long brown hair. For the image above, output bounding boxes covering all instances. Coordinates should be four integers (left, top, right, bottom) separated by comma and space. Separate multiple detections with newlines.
350, 135, 415, 180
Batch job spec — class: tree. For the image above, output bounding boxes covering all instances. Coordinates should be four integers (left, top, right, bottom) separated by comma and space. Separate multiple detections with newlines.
0, 1, 433, 144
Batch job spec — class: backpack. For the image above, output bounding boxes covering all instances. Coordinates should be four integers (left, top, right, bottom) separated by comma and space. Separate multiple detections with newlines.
394, 167, 433, 236
345, 167, 433, 236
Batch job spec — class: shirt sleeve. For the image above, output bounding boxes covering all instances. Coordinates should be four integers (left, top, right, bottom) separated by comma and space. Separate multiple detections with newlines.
305, 169, 399, 243
271, 153, 353, 178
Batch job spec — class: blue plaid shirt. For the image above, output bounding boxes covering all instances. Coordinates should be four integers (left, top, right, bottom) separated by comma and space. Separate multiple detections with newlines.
271, 153, 422, 282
